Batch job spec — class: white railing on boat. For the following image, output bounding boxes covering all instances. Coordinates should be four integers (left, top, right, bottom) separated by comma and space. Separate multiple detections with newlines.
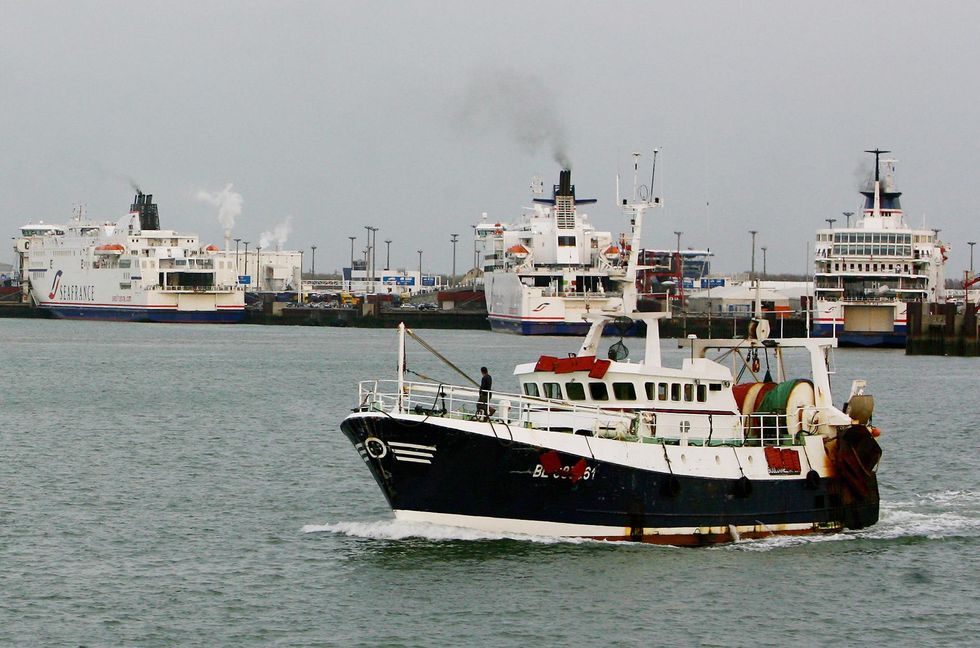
354, 379, 821, 448
146, 285, 241, 292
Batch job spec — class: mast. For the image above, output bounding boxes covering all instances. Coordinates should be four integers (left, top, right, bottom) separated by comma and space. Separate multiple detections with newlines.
397, 322, 406, 412
864, 148, 890, 218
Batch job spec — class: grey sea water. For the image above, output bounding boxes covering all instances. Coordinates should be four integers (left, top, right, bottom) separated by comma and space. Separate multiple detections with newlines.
2, 318, 977, 647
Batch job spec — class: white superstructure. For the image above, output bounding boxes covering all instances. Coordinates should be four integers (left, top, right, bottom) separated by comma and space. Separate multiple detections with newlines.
478, 169, 638, 335
14, 192, 245, 322
813, 151, 947, 346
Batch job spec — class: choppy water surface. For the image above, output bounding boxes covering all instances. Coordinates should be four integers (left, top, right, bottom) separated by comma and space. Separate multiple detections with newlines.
2, 319, 977, 646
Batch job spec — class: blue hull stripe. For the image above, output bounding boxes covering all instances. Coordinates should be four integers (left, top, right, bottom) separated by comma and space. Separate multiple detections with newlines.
41, 305, 245, 323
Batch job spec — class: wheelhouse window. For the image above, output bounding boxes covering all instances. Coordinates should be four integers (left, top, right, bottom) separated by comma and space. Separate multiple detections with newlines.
523, 383, 539, 398
670, 383, 681, 401
543, 382, 562, 399
589, 382, 609, 401
658, 383, 668, 401
683, 384, 694, 401
644, 382, 656, 400
565, 382, 586, 401
612, 382, 636, 400
557, 236, 576, 247
696, 384, 707, 402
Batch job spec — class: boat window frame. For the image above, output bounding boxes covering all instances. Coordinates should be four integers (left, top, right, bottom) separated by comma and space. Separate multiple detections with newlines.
612, 382, 636, 401
644, 382, 656, 400
523, 383, 539, 398
564, 382, 586, 401
588, 382, 609, 401
543, 382, 562, 400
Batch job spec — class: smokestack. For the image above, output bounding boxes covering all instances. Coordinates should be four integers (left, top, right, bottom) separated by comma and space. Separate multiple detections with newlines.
130, 190, 161, 230
558, 169, 572, 197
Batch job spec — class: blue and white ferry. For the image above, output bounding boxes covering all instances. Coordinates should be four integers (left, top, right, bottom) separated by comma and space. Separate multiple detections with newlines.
14, 192, 245, 322
813, 150, 947, 347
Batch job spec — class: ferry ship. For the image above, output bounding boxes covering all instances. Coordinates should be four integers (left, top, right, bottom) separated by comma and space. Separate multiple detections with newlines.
478, 169, 638, 335
14, 192, 245, 322
341, 177, 882, 545
813, 150, 947, 347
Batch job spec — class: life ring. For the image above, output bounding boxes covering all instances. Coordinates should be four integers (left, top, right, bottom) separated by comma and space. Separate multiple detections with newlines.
805, 469, 821, 490
364, 436, 387, 459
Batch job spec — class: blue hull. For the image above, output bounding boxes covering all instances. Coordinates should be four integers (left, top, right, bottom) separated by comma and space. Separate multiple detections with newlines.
811, 323, 906, 348
41, 306, 245, 323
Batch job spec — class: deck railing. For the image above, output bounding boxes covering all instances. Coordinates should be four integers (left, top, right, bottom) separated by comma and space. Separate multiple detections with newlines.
355, 379, 820, 447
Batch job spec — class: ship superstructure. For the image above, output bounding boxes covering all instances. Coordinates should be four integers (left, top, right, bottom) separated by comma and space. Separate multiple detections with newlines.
813, 150, 947, 346
478, 170, 633, 334
14, 192, 245, 322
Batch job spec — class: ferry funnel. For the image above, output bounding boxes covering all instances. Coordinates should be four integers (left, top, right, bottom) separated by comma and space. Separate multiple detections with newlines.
131, 191, 161, 230
558, 169, 573, 197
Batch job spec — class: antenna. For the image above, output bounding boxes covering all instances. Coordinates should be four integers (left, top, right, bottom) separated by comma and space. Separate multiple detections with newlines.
864, 148, 891, 183
632, 152, 641, 202
650, 148, 659, 204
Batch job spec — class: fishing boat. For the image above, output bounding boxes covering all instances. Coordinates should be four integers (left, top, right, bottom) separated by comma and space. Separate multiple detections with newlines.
477, 168, 637, 335
341, 169, 882, 545
13, 191, 245, 322
813, 149, 947, 347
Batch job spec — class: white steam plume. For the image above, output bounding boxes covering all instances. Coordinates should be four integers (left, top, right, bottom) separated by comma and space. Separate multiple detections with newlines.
196, 183, 243, 231
259, 216, 293, 251
455, 66, 572, 169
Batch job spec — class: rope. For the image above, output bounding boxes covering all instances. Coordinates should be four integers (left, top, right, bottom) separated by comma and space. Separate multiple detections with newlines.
487, 418, 514, 446
405, 328, 479, 387
661, 441, 674, 476
731, 446, 746, 477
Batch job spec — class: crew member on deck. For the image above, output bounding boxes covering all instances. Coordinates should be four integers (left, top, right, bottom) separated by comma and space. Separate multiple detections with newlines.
477, 366, 492, 418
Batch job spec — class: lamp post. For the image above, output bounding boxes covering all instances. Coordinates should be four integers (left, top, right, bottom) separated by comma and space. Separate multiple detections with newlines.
471, 224, 478, 275
255, 247, 261, 291
968, 241, 976, 276
310, 245, 316, 277
673, 231, 683, 304
348, 236, 356, 291
843, 211, 854, 228
761, 246, 767, 280
364, 226, 374, 294
825, 218, 836, 230
749, 230, 757, 280
385, 239, 392, 270
370, 226, 380, 292
234, 238, 241, 274
243, 241, 249, 286
450, 233, 459, 287
418, 249, 423, 290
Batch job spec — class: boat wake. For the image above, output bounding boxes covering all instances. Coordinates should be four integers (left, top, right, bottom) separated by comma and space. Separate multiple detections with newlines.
302, 519, 593, 545
724, 489, 979, 552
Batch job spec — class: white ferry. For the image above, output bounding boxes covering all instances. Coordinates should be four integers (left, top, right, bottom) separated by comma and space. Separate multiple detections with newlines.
342, 177, 882, 545
14, 192, 245, 322
478, 169, 639, 335
813, 150, 947, 347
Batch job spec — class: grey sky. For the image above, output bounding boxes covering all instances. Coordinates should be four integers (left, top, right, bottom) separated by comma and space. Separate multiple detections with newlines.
2, 1, 978, 276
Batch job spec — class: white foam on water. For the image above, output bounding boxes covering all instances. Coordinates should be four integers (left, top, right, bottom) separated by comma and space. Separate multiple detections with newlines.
302, 519, 593, 545
724, 489, 980, 552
